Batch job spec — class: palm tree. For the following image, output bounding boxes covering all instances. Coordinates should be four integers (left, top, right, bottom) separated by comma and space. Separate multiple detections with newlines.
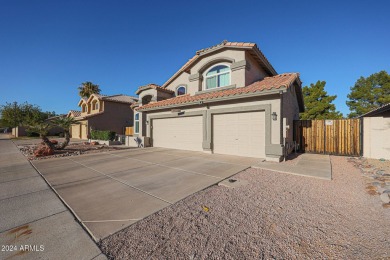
25, 121, 54, 149
51, 117, 79, 149
78, 81, 101, 99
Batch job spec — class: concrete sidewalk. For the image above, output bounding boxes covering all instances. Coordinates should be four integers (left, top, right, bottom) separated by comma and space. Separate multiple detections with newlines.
0, 134, 105, 260
253, 153, 332, 180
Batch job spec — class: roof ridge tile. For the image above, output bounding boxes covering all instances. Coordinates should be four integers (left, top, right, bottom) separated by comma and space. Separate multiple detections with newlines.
137, 73, 300, 111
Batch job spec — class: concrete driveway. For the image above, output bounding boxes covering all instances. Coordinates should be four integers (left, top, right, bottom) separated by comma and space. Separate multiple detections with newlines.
32, 148, 258, 240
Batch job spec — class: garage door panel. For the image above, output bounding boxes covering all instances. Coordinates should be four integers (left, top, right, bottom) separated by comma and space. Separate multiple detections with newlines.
153, 116, 203, 151
81, 125, 88, 139
213, 111, 265, 158
71, 125, 80, 139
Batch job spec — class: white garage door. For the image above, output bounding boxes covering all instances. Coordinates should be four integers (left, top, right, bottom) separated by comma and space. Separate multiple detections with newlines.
152, 116, 203, 151
213, 111, 265, 158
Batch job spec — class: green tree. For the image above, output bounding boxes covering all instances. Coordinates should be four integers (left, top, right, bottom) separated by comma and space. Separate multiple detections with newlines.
0, 102, 55, 127
25, 121, 54, 149
51, 116, 79, 149
346, 70, 390, 118
300, 81, 343, 120
78, 81, 101, 99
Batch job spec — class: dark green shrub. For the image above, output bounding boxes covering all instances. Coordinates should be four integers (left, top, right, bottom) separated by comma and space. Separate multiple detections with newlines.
90, 129, 116, 141
26, 130, 39, 137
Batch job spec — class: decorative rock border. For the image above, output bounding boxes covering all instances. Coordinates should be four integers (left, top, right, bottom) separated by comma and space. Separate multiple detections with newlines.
348, 157, 390, 207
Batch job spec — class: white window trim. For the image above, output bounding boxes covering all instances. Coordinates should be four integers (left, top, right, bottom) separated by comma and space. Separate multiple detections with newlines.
134, 113, 139, 134
176, 85, 187, 96
202, 63, 231, 90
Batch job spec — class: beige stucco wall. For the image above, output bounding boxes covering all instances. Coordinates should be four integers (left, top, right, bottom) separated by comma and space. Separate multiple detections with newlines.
245, 52, 268, 85
88, 101, 134, 135
72, 101, 134, 139
363, 112, 390, 160
282, 84, 300, 152
80, 101, 88, 116
138, 89, 157, 104
165, 49, 247, 95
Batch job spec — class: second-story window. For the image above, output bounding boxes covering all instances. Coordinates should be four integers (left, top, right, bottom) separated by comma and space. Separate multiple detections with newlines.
94, 102, 99, 110
205, 64, 230, 89
82, 104, 86, 112
134, 113, 139, 134
177, 86, 186, 96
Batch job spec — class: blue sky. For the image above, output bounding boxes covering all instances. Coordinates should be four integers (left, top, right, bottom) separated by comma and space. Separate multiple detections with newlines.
0, 0, 389, 116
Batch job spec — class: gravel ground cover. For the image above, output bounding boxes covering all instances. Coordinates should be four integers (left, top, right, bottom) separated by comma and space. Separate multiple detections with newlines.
348, 157, 390, 206
100, 156, 390, 259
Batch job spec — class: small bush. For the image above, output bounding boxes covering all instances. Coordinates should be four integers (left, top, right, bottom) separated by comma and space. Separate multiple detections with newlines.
52, 131, 64, 137
26, 130, 39, 137
90, 130, 116, 141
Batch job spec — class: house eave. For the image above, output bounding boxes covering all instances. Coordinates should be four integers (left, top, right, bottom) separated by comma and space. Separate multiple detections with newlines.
137, 88, 286, 112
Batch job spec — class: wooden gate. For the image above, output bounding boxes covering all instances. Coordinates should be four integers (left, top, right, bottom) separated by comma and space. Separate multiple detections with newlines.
294, 119, 362, 156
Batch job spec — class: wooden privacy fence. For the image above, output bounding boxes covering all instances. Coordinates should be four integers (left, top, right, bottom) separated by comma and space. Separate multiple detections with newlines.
125, 127, 134, 136
294, 119, 362, 156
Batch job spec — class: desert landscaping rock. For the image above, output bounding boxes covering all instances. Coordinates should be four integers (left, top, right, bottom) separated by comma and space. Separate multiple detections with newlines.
380, 193, 390, 203
17, 141, 131, 161
100, 156, 390, 259
349, 157, 390, 205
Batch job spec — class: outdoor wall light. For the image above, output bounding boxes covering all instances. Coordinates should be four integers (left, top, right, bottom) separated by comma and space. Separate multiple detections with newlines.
272, 112, 277, 121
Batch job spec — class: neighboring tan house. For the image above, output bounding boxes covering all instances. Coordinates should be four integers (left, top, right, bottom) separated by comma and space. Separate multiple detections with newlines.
68, 94, 137, 139
11, 115, 65, 137
362, 103, 390, 160
131, 40, 304, 161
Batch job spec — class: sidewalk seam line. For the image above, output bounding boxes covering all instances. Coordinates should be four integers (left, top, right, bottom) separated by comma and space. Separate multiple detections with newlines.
0, 188, 50, 202
107, 152, 223, 180
67, 157, 173, 205
0, 210, 67, 234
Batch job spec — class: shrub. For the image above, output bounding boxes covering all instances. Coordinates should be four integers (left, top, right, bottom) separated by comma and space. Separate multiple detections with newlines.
26, 130, 39, 137
90, 130, 116, 141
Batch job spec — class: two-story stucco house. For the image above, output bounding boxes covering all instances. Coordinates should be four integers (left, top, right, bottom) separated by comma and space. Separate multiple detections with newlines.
131, 41, 304, 161
68, 94, 137, 139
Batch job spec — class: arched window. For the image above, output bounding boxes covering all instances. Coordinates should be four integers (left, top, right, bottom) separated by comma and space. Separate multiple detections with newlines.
176, 86, 186, 96
92, 100, 99, 110
82, 104, 87, 112
205, 64, 230, 89
142, 95, 153, 105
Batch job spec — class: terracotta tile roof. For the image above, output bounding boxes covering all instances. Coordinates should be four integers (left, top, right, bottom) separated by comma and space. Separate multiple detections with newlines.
68, 110, 81, 117
102, 94, 138, 104
161, 40, 277, 88
137, 73, 299, 111
130, 102, 140, 109
135, 83, 175, 95
82, 111, 104, 119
